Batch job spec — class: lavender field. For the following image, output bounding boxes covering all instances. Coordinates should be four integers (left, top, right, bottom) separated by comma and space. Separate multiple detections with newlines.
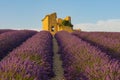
0, 30, 120, 80
56, 31, 120, 80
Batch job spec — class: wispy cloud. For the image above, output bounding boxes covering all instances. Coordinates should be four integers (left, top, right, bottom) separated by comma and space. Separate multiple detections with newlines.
74, 19, 120, 32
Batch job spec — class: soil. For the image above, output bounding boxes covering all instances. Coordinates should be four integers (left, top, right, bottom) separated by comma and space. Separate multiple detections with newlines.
51, 38, 65, 80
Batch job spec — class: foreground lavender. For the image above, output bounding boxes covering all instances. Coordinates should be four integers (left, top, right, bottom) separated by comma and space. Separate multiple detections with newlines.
0, 31, 54, 80
55, 31, 120, 80
0, 30, 37, 60
72, 31, 120, 59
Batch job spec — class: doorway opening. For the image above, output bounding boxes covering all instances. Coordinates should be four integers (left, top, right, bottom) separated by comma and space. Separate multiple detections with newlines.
51, 26, 54, 32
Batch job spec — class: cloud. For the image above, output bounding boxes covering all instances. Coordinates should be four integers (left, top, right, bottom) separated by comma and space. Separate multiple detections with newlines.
74, 19, 120, 32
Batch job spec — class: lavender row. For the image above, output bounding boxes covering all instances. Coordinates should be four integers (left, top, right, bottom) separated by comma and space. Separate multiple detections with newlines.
55, 31, 120, 80
72, 31, 120, 59
0, 31, 54, 80
0, 30, 37, 60
85, 32, 120, 40
72, 31, 120, 41
0, 29, 14, 34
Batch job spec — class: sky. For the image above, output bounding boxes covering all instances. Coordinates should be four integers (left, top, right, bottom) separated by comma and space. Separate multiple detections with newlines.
0, 0, 120, 32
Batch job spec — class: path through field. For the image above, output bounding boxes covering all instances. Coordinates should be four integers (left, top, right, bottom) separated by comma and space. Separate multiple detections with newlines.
51, 38, 65, 80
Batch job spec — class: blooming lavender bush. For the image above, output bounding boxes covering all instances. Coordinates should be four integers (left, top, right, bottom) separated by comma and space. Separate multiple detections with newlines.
0, 31, 54, 80
0, 30, 37, 60
72, 31, 120, 59
55, 31, 120, 80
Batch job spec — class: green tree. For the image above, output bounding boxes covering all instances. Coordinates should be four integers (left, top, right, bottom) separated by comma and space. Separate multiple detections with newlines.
62, 20, 73, 27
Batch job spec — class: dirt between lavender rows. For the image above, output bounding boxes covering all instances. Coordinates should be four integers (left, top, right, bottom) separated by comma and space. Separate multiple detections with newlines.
51, 38, 65, 80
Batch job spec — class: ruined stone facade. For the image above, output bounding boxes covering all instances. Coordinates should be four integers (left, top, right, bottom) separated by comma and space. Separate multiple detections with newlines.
42, 13, 74, 35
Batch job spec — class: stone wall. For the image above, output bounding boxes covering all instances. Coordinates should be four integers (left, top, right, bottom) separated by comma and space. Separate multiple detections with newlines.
42, 13, 74, 35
